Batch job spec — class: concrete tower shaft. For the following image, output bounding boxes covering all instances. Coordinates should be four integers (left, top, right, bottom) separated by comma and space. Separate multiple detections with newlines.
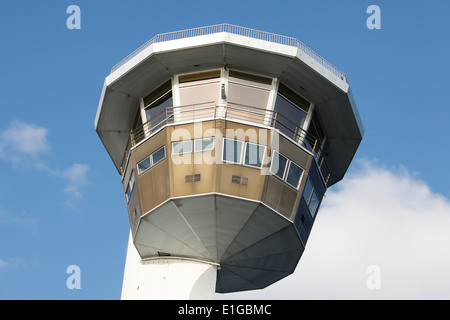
95, 24, 363, 298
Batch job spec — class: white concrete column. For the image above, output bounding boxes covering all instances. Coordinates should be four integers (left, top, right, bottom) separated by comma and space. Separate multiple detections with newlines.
121, 232, 217, 300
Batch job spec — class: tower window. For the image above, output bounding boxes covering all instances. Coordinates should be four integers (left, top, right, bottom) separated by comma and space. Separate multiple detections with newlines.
172, 140, 192, 155
194, 137, 215, 152
179, 70, 221, 83
144, 80, 173, 124
136, 146, 166, 175
303, 177, 319, 217
269, 151, 288, 180
125, 170, 135, 202
285, 162, 304, 189
274, 83, 311, 140
137, 157, 151, 174
152, 146, 166, 165
222, 139, 244, 164
244, 142, 266, 168
269, 151, 304, 190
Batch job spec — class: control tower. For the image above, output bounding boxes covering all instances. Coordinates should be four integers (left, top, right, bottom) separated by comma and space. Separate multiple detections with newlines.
95, 24, 363, 299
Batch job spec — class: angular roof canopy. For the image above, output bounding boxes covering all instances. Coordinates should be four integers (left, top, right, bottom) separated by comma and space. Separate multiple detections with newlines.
95, 24, 364, 185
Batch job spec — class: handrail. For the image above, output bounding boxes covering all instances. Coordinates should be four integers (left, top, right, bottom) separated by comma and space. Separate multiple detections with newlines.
110, 23, 346, 81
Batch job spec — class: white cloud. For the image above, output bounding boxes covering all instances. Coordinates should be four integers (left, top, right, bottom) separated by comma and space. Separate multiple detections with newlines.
0, 259, 6, 269
0, 120, 49, 157
0, 120, 90, 207
59, 163, 90, 206
218, 159, 450, 300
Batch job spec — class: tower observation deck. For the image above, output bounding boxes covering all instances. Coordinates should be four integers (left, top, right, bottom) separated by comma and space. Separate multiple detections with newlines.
95, 24, 364, 299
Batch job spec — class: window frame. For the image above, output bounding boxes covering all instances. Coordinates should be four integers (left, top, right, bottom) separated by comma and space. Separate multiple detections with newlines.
151, 146, 166, 165
243, 142, 266, 169
302, 177, 319, 217
269, 151, 288, 180
285, 160, 304, 190
222, 138, 244, 165
172, 140, 193, 156
137, 156, 151, 175
302, 177, 314, 203
126, 170, 135, 203
136, 146, 166, 176
194, 137, 215, 152
308, 189, 319, 218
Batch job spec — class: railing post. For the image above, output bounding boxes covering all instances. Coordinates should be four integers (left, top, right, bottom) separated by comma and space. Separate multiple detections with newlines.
130, 132, 135, 147
312, 139, 317, 154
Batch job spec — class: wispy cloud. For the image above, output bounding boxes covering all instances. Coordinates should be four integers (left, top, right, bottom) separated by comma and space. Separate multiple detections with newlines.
219, 159, 450, 300
0, 257, 25, 271
0, 120, 49, 158
56, 163, 90, 207
0, 120, 90, 207
0, 206, 38, 231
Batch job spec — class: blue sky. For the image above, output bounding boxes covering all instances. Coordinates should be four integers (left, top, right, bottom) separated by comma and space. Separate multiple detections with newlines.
0, 1, 449, 299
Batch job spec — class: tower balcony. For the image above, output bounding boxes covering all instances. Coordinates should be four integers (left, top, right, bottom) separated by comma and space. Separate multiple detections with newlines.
123, 102, 330, 186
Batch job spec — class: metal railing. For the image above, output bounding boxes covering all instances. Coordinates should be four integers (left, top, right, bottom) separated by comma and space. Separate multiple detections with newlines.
122, 102, 331, 185
110, 23, 346, 81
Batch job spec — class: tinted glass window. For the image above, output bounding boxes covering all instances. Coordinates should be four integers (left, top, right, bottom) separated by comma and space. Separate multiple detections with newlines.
303, 177, 314, 203
194, 137, 214, 152
172, 141, 192, 155
137, 157, 151, 174
270, 151, 288, 179
274, 94, 307, 133
152, 146, 166, 164
244, 143, 265, 168
145, 92, 172, 123
223, 139, 243, 164
309, 190, 319, 217
286, 162, 303, 189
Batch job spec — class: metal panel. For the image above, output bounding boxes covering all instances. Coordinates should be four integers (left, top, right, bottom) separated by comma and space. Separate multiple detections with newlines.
173, 196, 218, 261
215, 195, 259, 261
139, 202, 213, 260
220, 204, 291, 261
152, 159, 169, 206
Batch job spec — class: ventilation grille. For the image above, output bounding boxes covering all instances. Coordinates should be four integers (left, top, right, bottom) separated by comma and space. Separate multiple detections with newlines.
185, 174, 201, 183
232, 175, 248, 185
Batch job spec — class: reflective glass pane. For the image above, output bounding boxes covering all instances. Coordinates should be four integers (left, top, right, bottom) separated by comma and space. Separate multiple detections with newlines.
152, 146, 166, 164
270, 151, 288, 179
286, 162, 303, 189
244, 143, 265, 168
172, 141, 192, 155
126, 185, 131, 202
309, 190, 319, 217
302, 177, 314, 203
274, 94, 307, 139
137, 157, 151, 174
223, 139, 243, 164
194, 137, 214, 152
129, 171, 135, 189
145, 92, 172, 123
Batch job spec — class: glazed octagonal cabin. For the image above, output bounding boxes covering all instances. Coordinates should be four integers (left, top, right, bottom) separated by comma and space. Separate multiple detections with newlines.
95, 24, 364, 293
